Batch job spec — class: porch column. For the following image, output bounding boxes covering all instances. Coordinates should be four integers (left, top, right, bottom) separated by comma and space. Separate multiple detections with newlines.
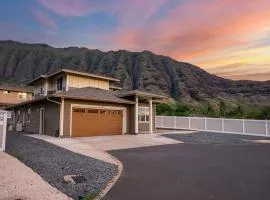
135, 96, 139, 134
149, 98, 153, 134
59, 98, 64, 137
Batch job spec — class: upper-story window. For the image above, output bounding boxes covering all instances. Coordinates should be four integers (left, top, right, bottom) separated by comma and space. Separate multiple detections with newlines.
56, 76, 63, 92
18, 92, 27, 100
40, 83, 44, 95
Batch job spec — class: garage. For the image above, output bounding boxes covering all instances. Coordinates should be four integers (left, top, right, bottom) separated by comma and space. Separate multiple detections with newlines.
72, 107, 123, 137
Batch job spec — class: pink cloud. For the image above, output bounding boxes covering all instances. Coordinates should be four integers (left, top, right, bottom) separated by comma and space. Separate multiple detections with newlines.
32, 9, 58, 30
37, 0, 167, 25
102, 0, 270, 61
37, 0, 100, 17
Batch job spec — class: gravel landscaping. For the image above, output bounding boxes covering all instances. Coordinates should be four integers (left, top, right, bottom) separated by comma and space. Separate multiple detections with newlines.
163, 131, 270, 144
6, 132, 118, 200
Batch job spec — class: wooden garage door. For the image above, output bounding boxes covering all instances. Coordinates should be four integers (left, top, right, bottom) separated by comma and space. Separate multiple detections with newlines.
72, 107, 123, 137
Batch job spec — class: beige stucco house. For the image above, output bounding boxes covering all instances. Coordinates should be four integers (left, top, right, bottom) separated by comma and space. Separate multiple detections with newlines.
0, 85, 33, 109
9, 68, 167, 137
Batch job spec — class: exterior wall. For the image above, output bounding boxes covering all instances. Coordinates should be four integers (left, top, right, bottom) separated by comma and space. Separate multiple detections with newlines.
12, 101, 60, 136
43, 101, 60, 136
0, 89, 32, 105
33, 79, 46, 97
67, 74, 109, 90
63, 99, 130, 137
23, 104, 40, 134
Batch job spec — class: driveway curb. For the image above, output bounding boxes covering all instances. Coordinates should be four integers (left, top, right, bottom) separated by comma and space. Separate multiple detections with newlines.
94, 153, 123, 200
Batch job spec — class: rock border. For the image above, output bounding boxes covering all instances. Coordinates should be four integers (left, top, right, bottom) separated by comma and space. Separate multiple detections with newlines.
94, 152, 123, 200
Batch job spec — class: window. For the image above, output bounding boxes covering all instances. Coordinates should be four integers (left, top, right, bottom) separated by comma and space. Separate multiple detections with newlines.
3, 90, 11, 94
138, 107, 150, 122
56, 76, 63, 91
18, 92, 27, 100
40, 84, 44, 95
26, 107, 31, 122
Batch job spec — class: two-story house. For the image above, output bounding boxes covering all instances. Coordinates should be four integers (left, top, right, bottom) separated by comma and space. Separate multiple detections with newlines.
0, 85, 33, 109
9, 68, 167, 137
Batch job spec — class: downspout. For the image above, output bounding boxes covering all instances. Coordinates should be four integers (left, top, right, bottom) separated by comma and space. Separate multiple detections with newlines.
46, 97, 61, 105
46, 97, 63, 138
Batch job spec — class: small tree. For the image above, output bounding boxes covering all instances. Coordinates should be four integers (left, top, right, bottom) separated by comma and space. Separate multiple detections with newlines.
219, 101, 226, 117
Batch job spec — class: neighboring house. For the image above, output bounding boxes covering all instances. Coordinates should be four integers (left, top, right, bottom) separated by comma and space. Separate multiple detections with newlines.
0, 85, 33, 109
8, 68, 167, 137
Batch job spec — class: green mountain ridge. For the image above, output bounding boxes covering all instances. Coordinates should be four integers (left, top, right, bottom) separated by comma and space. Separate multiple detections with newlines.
0, 40, 269, 106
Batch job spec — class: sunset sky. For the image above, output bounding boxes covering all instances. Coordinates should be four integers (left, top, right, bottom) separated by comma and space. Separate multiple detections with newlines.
0, 0, 269, 81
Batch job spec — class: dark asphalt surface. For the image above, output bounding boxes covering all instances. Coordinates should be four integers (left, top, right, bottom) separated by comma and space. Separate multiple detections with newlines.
163, 131, 270, 145
104, 133, 270, 200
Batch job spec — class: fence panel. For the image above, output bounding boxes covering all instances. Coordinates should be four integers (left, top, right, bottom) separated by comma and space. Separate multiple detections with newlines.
156, 116, 269, 137
190, 117, 205, 130
267, 121, 270, 136
162, 116, 174, 129
155, 116, 162, 127
207, 118, 223, 132
176, 117, 189, 129
244, 120, 267, 136
223, 119, 243, 134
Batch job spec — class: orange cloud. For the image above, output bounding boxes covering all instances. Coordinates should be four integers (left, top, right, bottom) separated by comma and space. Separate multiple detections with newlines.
103, 0, 270, 62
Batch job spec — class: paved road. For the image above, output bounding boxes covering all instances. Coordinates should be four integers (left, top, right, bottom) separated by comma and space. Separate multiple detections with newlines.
104, 134, 270, 200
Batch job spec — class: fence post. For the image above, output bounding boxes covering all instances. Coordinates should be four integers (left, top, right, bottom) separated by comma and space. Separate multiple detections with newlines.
161, 116, 164, 127
242, 119, 245, 134
222, 118, 225, 133
204, 117, 207, 131
188, 117, 191, 130
266, 120, 268, 137
174, 116, 176, 129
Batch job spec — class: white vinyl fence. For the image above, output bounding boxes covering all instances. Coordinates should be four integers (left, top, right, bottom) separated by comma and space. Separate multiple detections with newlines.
0, 110, 8, 151
156, 116, 269, 137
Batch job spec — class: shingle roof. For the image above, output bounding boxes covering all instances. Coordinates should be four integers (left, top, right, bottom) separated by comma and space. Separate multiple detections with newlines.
53, 87, 135, 104
27, 68, 119, 85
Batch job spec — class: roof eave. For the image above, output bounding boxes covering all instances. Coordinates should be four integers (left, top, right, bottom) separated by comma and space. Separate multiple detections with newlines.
52, 94, 135, 105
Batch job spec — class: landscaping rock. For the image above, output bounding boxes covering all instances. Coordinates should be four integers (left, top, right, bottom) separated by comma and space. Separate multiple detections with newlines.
6, 132, 117, 200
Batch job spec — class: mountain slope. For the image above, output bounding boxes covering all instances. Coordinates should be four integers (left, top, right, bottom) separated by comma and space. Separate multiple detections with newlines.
0, 40, 269, 105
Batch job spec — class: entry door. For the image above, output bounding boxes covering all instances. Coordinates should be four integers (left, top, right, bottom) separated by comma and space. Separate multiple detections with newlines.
39, 108, 44, 134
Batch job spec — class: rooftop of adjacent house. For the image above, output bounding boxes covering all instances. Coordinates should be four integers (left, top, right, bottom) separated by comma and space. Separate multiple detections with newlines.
28, 68, 120, 85
0, 85, 34, 93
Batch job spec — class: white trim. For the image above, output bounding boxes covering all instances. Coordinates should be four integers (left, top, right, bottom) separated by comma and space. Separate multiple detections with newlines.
39, 107, 44, 135
70, 104, 127, 137
149, 98, 153, 134
59, 98, 64, 137
45, 79, 48, 96
135, 96, 138, 134
66, 74, 69, 91
1, 111, 7, 151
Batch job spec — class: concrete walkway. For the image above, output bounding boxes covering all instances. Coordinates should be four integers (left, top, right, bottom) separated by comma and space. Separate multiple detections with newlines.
30, 133, 181, 160
29, 134, 118, 164
0, 151, 71, 200
75, 134, 182, 151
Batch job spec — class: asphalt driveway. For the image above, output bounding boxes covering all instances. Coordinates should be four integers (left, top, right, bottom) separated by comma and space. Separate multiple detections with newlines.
104, 132, 270, 200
